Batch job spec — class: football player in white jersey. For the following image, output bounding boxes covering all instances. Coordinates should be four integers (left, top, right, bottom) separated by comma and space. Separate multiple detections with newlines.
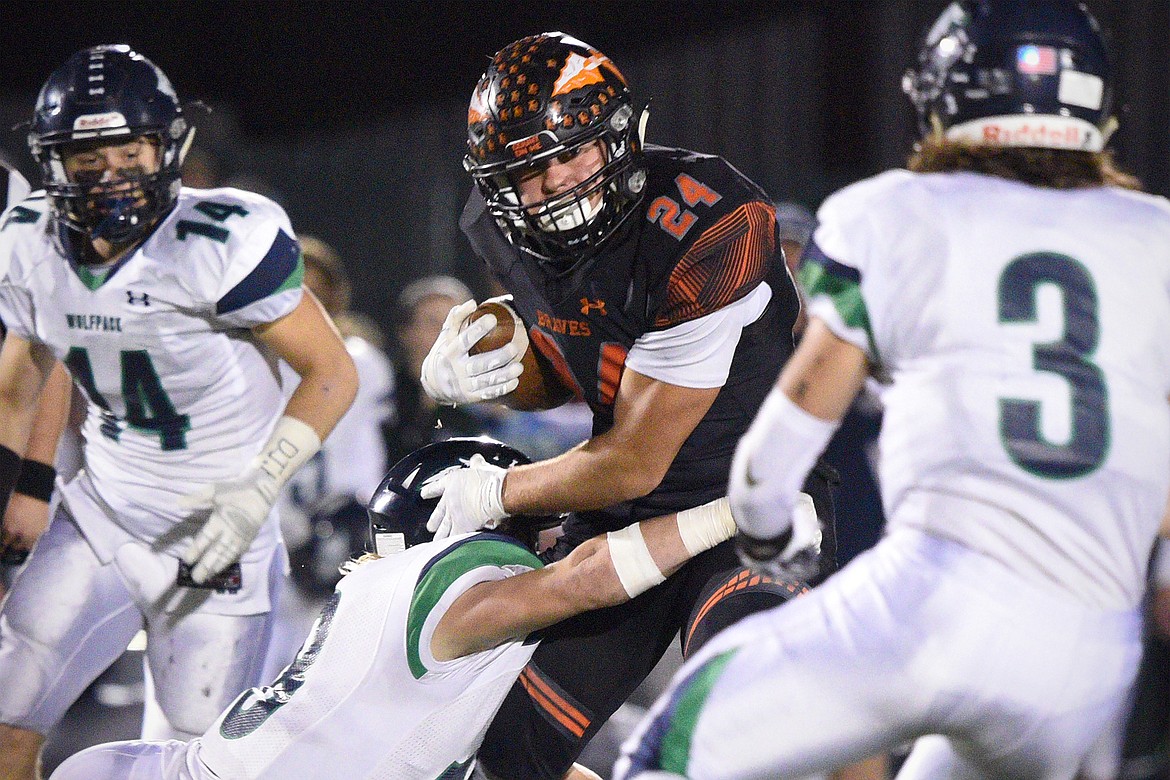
616, 2, 1170, 778
0, 45, 358, 779
47, 437, 739, 780
0, 161, 75, 584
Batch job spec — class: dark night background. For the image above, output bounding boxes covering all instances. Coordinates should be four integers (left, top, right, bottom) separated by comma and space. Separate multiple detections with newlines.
0, 1, 1167, 334
2, 4, 1169, 775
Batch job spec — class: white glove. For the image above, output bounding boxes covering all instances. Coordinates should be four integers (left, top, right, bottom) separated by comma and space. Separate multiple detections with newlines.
420, 299, 524, 405
729, 428, 821, 578
419, 453, 509, 539
181, 416, 321, 584
733, 491, 822, 581
180, 467, 277, 584
728, 434, 788, 542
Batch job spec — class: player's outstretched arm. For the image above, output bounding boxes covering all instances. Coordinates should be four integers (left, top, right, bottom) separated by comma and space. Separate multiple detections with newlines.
431, 497, 736, 661
730, 317, 867, 566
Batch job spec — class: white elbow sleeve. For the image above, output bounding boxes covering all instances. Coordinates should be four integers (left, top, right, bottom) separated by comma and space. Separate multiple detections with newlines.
607, 523, 666, 599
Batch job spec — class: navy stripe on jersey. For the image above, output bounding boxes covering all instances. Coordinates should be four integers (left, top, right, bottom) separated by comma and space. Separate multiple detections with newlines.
802, 239, 860, 283
216, 228, 302, 315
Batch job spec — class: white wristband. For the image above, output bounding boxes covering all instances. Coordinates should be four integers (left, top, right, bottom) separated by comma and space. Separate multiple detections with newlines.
607, 523, 666, 599
677, 497, 736, 557
254, 415, 322, 491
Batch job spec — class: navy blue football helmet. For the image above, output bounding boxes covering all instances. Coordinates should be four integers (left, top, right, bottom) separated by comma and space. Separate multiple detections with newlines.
903, 0, 1114, 151
464, 32, 648, 267
28, 44, 193, 248
367, 438, 559, 555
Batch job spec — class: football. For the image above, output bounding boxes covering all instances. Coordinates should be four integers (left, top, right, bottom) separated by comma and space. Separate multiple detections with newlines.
465, 298, 573, 411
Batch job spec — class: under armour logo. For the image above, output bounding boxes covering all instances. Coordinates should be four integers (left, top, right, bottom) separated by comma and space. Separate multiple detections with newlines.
580, 298, 606, 316
126, 291, 150, 306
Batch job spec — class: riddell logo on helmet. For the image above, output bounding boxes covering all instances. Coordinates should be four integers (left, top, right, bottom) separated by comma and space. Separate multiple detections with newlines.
981, 122, 1087, 148
73, 112, 127, 131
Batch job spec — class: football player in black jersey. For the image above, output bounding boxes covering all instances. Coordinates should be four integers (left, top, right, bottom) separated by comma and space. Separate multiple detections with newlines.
417, 32, 837, 779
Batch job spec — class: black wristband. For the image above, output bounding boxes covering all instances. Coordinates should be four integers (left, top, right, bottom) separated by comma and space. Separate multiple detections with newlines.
0, 444, 21, 520
14, 459, 55, 503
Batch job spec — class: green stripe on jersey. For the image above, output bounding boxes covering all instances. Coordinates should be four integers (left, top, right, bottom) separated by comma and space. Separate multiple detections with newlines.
274, 250, 305, 295
406, 538, 542, 679
659, 649, 739, 774
76, 264, 113, 291
799, 261, 877, 356
799, 261, 871, 334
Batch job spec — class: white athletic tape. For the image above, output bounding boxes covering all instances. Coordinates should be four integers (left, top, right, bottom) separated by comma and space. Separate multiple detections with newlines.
607, 522, 666, 599
677, 497, 736, 557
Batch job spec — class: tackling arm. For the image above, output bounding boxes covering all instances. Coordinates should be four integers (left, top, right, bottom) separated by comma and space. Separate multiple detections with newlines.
431, 497, 735, 661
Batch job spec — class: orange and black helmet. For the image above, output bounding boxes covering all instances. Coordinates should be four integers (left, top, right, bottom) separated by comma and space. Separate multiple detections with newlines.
464, 32, 647, 266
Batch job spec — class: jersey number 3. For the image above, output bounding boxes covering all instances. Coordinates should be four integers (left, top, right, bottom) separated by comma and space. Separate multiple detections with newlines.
997, 252, 1108, 479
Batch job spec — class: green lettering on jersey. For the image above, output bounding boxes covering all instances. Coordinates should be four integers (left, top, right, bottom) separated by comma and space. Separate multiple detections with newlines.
997, 253, 1110, 479
406, 538, 543, 679
195, 201, 250, 222
121, 350, 192, 450
63, 347, 191, 450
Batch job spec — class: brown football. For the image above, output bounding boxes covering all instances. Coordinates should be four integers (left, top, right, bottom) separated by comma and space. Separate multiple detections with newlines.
465, 299, 572, 411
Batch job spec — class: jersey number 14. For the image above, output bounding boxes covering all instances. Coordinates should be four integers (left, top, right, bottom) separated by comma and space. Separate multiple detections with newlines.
65, 347, 191, 451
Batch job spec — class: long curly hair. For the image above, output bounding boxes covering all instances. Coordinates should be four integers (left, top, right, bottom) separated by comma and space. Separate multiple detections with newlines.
908, 135, 1142, 191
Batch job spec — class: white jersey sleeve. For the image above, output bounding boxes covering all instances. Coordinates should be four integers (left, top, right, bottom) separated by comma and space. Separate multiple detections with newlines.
802, 169, 924, 366
626, 283, 771, 388
170, 188, 304, 328
0, 192, 48, 340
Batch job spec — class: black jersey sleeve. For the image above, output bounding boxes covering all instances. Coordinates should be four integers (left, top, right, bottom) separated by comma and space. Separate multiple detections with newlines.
651, 199, 777, 328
